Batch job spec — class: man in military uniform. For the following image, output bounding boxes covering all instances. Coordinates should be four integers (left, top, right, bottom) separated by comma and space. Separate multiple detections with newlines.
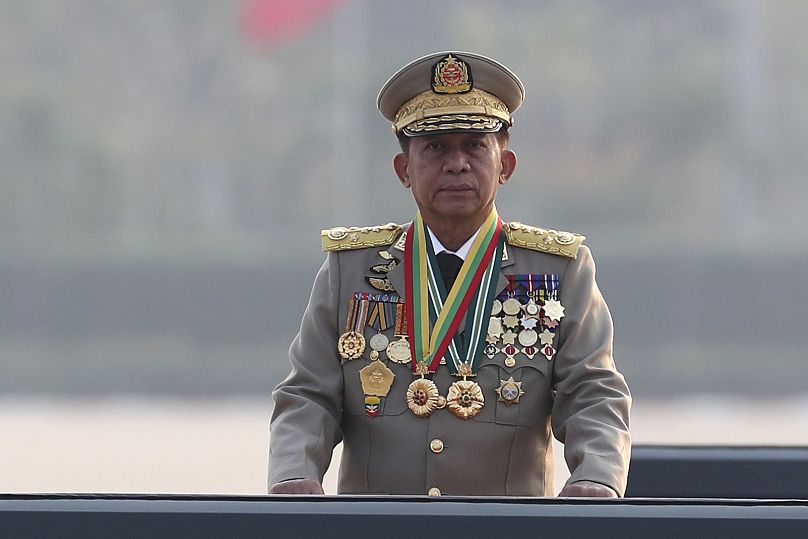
268, 52, 631, 497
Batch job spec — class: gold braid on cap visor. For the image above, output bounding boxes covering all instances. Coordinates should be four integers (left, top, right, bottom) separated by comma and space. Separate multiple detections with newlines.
393, 88, 511, 134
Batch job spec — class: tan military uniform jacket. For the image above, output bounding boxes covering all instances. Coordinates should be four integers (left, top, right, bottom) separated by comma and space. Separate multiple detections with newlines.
269, 222, 631, 496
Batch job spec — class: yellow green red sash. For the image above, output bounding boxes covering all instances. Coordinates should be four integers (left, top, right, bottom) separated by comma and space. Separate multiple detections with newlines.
405, 209, 505, 375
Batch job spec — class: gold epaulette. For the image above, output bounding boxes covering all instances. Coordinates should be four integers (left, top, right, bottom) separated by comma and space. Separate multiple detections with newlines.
321, 223, 404, 252
504, 221, 585, 258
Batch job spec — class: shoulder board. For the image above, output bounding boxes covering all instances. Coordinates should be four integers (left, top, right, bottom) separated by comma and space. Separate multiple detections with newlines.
503, 221, 585, 258
321, 223, 404, 252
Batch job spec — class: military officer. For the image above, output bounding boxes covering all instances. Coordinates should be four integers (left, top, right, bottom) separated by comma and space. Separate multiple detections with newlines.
268, 51, 631, 497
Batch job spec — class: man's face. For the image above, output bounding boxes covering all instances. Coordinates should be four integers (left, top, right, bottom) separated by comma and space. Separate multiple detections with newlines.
393, 132, 517, 225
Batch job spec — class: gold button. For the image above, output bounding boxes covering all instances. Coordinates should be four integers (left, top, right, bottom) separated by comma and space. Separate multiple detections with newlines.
428, 487, 442, 496
430, 439, 444, 454
504, 357, 516, 367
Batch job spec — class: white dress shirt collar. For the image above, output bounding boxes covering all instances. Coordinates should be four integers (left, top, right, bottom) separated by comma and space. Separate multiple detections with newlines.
426, 226, 482, 261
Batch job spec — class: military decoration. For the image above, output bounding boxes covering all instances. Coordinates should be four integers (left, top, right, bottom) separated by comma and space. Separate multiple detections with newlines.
495, 377, 524, 405
386, 303, 412, 364
406, 378, 441, 417
485, 273, 564, 366
447, 379, 485, 419
338, 297, 368, 359
359, 360, 395, 397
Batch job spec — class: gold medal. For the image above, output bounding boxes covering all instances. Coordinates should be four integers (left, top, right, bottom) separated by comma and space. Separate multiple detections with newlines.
539, 329, 555, 346
359, 360, 395, 397
406, 378, 441, 417
386, 337, 411, 363
502, 297, 521, 316
490, 298, 503, 316
338, 297, 369, 359
386, 302, 412, 363
543, 299, 565, 322
495, 376, 524, 405
447, 380, 484, 419
524, 299, 540, 316
338, 331, 365, 359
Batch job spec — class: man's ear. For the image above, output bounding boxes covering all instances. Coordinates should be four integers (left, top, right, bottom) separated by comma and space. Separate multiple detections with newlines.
499, 149, 517, 185
393, 153, 410, 188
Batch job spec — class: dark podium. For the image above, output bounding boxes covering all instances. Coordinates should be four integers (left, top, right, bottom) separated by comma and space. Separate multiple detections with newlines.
3, 445, 808, 537
2, 493, 808, 538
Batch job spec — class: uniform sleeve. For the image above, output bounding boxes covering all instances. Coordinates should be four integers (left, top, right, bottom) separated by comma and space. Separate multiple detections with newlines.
268, 253, 344, 488
550, 245, 632, 496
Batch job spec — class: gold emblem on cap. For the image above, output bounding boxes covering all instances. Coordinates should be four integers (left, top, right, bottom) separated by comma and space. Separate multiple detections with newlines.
432, 54, 472, 94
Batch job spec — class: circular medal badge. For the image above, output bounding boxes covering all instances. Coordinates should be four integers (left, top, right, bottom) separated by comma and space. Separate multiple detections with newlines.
524, 299, 540, 317
369, 333, 390, 352
386, 337, 412, 364
490, 299, 503, 316
338, 331, 365, 360
518, 328, 538, 347
502, 298, 522, 316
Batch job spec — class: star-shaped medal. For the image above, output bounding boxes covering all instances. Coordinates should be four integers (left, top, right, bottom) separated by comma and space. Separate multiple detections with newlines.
501, 330, 517, 345
543, 299, 565, 322
495, 376, 524, 405
502, 314, 520, 329
539, 329, 555, 346
521, 317, 539, 330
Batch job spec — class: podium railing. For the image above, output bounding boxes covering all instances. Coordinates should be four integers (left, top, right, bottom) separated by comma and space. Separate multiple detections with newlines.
2, 493, 807, 538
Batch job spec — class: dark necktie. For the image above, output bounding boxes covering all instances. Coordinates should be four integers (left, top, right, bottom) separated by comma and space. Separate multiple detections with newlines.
436, 252, 464, 292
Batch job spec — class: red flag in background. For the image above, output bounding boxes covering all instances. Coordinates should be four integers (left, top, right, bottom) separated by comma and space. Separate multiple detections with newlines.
242, 0, 344, 46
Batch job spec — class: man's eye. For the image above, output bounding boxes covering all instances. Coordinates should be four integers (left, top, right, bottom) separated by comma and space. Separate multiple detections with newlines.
426, 142, 442, 151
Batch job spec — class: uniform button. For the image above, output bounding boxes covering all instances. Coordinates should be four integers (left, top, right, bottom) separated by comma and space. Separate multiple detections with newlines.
430, 438, 444, 454
428, 487, 442, 496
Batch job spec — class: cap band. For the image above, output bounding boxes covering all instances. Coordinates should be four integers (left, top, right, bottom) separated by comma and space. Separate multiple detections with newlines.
393, 88, 511, 134
402, 116, 503, 136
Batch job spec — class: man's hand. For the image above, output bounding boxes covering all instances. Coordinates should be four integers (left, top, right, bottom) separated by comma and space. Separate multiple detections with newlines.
558, 480, 617, 497
269, 479, 325, 494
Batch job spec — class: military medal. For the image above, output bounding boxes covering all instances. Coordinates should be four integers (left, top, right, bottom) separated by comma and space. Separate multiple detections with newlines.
406, 378, 441, 417
447, 379, 485, 419
518, 328, 538, 347
543, 298, 565, 322
366, 299, 395, 360
386, 303, 412, 364
360, 360, 395, 397
502, 297, 521, 316
495, 376, 524, 405
338, 297, 369, 359
404, 209, 505, 419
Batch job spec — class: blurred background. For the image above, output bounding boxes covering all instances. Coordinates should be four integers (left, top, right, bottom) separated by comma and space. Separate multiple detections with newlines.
2, 0, 807, 494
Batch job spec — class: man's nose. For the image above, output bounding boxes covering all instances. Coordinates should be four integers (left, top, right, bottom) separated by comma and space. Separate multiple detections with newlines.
442, 148, 471, 173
